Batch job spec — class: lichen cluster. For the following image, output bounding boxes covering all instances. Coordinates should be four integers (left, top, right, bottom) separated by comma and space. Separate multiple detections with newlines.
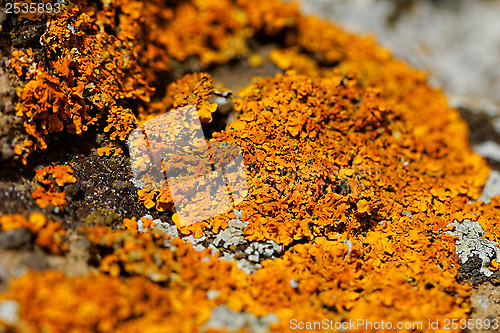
0, 213, 65, 254
1, 0, 499, 332
9, 0, 265, 163
31, 165, 76, 209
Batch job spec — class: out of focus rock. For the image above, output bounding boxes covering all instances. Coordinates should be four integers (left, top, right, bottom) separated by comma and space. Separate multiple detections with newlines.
0, 228, 32, 250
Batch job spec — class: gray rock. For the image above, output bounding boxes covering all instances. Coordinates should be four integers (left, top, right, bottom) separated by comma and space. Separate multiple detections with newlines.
474, 141, 500, 162
203, 305, 279, 333
493, 117, 500, 133
0, 266, 8, 283
18, 250, 50, 272
300, 0, 500, 103
0, 228, 32, 250
478, 170, 500, 204
490, 271, 500, 286
1, 142, 14, 160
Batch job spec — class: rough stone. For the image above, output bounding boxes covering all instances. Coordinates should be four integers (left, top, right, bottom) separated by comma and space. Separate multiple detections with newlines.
0, 228, 32, 250
478, 170, 500, 204
301, 0, 500, 103
0, 265, 7, 284
474, 141, 500, 163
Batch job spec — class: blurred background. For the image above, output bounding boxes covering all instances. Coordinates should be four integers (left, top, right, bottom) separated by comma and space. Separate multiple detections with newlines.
299, 0, 500, 171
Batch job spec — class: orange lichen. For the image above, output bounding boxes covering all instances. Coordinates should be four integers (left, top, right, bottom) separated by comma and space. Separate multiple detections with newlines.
3, 0, 499, 331
1, 217, 471, 332
32, 165, 76, 209
137, 189, 174, 212
237, 0, 300, 35
269, 48, 321, 76
161, 72, 226, 123
12, 4, 151, 162
248, 54, 264, 67
45, 165, 76, 187
122, 217, 138, 230
0, 213, 66, 254
32, 185, 67, 209
9, 0, 261, 163
104, 107, 140, 142
160, 0, 252, 67
97, 143, 124, 157
135, 74, 227, 213
10, 48, 37, 79
0, 270, 215, 333
490, 258, 500, 272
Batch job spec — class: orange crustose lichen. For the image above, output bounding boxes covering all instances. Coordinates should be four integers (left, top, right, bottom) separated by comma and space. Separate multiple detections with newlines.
32, 165, 76, 210
12, 4, 150, 163
10, 0, 255, 164
0, 212, 66, 254
135, 73, 227, 215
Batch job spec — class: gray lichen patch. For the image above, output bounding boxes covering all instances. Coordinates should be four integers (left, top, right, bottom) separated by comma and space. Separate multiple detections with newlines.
183, 234, 208, 252
202, 305, 279, 333
236, 258, 261, 275
446, 219, 500, 277
138, 215, 180, 250
244, 241, 282, 263
147, 216, 179, 240
213, 210, 248, 248
137, 210, 283, 275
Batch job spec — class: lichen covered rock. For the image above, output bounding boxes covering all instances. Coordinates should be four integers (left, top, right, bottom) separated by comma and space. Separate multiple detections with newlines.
0, 0, 499, 332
